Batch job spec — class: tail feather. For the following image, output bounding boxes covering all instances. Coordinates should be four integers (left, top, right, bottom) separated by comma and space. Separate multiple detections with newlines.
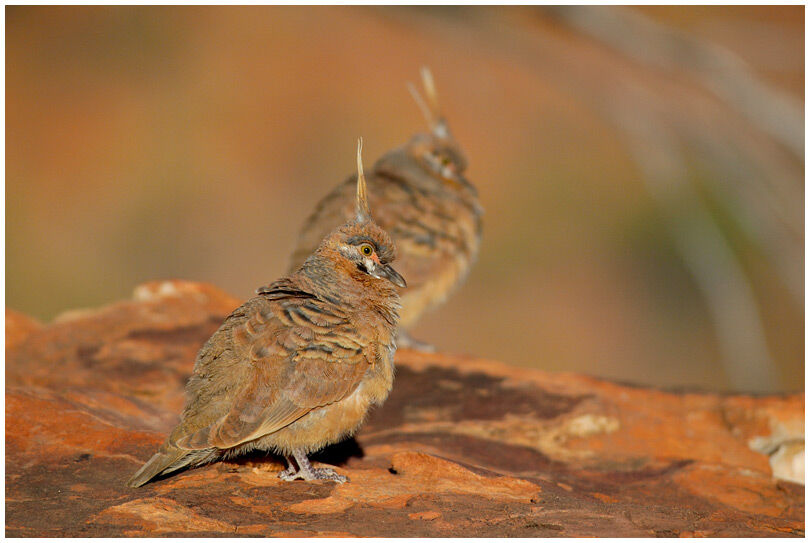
126, 445, 210, 488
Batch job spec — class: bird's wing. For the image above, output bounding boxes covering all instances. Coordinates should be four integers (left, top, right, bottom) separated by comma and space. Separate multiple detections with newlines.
173, 286, 370, 450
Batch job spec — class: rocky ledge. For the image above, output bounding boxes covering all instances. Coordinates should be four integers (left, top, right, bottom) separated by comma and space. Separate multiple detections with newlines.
6, 281, 804, 537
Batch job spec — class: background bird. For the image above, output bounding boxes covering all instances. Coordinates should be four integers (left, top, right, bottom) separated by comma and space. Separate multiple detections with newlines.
288, 68, 483, 350
127, 139, 405, 487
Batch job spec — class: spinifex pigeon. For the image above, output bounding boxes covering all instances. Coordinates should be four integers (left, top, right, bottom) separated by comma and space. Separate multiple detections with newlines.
289, 68, 483, 350
127, 140, 405, 487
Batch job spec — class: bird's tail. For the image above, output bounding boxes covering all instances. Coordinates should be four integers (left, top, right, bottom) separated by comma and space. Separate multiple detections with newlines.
126, 444, 213, 488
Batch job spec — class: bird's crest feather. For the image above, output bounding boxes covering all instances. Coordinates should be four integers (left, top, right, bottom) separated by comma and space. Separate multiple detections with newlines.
355, 137, 371, 222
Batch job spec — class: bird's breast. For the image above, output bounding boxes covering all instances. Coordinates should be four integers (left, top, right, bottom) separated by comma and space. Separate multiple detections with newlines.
349, 335, 396, 405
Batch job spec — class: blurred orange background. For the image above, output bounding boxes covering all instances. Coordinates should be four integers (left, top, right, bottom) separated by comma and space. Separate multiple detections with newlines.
6, 6, 803, 393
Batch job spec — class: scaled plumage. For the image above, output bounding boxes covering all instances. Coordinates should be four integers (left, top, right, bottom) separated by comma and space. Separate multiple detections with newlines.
288, 69, 483, 344
127, 140, 403, 487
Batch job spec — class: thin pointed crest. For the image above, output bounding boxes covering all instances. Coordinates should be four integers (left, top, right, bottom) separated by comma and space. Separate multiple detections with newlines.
355, 137, 371, 222
407, 81, 435, 127
407, 66, 450, 139
420, 66, 440, 115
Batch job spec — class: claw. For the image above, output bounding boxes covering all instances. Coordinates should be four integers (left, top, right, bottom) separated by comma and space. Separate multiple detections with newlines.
311, 467, 348, 483
279, 449, 348, 483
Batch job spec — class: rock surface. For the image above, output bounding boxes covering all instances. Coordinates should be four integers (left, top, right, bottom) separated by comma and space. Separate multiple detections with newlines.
6, 281, 805, 537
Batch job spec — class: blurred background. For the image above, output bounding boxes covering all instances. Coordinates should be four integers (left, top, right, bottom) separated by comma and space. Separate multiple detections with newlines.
7, 6, 803, 393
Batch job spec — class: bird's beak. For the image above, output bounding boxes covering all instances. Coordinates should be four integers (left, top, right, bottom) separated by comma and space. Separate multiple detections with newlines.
374, 264, 407, 288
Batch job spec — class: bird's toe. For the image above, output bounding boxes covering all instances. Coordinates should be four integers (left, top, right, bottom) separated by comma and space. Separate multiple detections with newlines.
312, 467, 348, 483
278, 466, 300, 481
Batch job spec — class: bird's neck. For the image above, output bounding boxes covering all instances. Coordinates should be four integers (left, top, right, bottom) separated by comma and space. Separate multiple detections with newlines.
296, 251, 400, 328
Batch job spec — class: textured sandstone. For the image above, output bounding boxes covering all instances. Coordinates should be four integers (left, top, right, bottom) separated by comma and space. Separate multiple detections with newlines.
6, 308, 41, 350
5, 281, 804, 537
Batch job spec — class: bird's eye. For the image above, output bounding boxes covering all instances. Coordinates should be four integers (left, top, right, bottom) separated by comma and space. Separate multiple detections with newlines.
360, 244, 374, 256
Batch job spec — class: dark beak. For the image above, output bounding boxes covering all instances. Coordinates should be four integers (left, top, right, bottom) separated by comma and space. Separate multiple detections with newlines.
377, 264, 407, 288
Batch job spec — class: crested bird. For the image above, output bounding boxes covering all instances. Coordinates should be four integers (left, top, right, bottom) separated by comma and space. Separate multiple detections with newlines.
288, 68, 483, 350
127, 139, 405, 487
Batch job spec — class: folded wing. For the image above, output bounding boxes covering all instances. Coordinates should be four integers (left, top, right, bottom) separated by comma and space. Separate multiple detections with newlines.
173, 284, 370, 451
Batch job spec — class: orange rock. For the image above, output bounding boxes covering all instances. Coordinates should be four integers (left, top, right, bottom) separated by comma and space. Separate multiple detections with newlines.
4, 282, 805, 537
89, 498, 242, 535
591, 492, 619, 504
409, 511, 441, 520
6, 308, 41, 350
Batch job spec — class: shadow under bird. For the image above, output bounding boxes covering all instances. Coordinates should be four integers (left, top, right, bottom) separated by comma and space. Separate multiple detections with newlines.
288, 68, 483, 350
127, 139, 405, 487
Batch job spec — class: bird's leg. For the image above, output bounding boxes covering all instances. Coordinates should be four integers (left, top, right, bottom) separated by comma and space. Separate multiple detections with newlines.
397, 330, 436, 353
278, 455, 298, 481
283, 449, 348, 483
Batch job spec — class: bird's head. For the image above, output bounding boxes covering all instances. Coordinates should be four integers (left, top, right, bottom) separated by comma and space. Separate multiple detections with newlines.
413, 67, 470, 180
406, 132, 468, 187
374, 67, 472, 192
315, 139, 406, 290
